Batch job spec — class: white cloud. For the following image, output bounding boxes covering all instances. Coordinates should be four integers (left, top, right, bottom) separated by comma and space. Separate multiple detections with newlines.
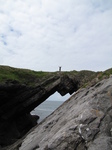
0, 0, 112, 71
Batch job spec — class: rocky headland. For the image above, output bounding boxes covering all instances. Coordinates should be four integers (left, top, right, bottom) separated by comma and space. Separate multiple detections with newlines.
0, 66, 112, 150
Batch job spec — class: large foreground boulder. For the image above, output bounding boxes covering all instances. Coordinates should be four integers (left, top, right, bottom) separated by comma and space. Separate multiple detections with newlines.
17, 77, 112, 150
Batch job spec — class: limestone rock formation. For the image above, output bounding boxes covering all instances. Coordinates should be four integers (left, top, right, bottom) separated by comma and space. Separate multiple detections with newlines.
13, 77, 112, 150
0, 75, 78, 148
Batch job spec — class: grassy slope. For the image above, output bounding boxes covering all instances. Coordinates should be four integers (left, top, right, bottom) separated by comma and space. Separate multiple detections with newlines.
0, 65, 112, 87
0, 66, 55, 86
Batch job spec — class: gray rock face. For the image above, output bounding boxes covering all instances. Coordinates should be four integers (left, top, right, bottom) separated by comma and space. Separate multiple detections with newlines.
18, 77, 112, 150
0, 75, 78, 147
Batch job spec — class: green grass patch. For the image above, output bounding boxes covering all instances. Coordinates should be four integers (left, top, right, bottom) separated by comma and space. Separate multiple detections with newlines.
0, 65, 112, 87
0, 66, 53, 86
97, 68, 112, 80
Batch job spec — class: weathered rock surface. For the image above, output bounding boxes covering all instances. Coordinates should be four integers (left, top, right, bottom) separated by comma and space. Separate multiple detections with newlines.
0, 75, 78, 147
13, 77, 112, 150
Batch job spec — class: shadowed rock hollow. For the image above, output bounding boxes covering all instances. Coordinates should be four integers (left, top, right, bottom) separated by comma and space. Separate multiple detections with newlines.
0, 75, 78, 147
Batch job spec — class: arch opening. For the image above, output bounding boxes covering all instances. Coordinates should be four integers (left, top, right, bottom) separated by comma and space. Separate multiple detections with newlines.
31, 92, 70, 123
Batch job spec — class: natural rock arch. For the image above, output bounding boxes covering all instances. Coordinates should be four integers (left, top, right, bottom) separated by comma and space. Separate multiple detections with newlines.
0, 75, 79, 147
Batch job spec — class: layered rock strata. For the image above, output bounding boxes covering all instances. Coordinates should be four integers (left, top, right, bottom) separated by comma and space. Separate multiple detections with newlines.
0, 75, 78, 147
16, 77, 112, 150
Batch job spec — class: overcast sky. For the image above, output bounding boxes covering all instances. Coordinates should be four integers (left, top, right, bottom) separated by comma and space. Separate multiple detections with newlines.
0, 0, 112, 72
